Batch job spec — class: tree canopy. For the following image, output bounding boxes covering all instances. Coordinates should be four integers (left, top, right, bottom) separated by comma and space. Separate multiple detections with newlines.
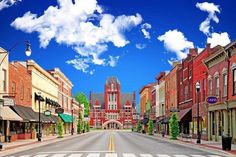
75, 92, 89, 116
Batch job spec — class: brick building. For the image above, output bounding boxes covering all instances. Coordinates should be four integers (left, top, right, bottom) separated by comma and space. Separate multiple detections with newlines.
177, 49, 197, 134
89, 77, 136, 129
192, 44, 221, 140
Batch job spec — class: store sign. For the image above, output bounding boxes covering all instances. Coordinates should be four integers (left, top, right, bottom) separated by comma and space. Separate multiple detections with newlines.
3, 98, 15, 106
206, 96, 218, 104
55, 108, 64, 114
44, 110, 51, 116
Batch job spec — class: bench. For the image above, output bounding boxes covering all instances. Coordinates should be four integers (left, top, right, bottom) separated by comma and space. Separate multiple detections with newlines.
180, 133, 192, 141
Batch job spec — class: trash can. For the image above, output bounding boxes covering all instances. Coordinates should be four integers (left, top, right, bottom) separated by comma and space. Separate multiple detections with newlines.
222, 135, 232, 151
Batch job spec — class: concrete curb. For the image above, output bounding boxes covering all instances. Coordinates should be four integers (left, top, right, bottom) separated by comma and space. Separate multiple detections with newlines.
0, 132, 93, 157
133, 132, 235, 157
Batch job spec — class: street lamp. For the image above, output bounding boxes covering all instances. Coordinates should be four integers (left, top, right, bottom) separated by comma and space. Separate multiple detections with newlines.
71, 104, 74, 135
196, 81, 201, 144
161, 104, 165, 137
0, 41, 31, 66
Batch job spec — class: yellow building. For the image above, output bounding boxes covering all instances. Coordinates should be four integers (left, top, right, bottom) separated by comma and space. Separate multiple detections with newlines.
27, 60, 59, 136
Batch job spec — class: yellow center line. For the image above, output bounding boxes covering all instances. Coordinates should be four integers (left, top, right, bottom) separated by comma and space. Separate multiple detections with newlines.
108, 132, 115, 152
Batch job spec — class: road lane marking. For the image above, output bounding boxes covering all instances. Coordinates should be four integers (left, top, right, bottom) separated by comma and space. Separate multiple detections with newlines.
174, 155, 188, 157
50, 154, 66, 157
140, 154, 153, 157
123, 153, 136, 157
108, 132, 115, 152
156, 155, 170, 157
87, 153, 100, 157
34, 155, 49, 157
68, 154, 83, 157
190, 155, 206, 157
105, 153, 118, 157
207, 156, 222, 157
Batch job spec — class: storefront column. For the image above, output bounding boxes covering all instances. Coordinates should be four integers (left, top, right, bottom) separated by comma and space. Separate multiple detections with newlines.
215, 111, 219, 141
208, 112, 211, 140
232, 109, 236, 143
223, 110, 228, 136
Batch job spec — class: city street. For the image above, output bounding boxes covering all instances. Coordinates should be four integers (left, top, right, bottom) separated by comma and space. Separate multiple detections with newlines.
5, 130, 229, 157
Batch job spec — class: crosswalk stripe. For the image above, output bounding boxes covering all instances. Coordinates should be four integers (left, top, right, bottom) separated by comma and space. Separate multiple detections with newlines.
68, 154, 83, 157
34, 155, 49, 157
87, 153, 100, 157
156, 155, 170, 157
140, 154, 153, 157
105, 153, 118, 157
207, 155, 222, 157
123, 153, 136, 157
174, 155, 188, 157
50, 154, 66, 157
190, 155, 206, 157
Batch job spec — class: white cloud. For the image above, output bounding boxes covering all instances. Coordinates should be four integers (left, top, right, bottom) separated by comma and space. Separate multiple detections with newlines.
0, 0, 21, 11
196, 2, 220, 35
66, 56, 91, 74
107, 56, 120, 67
11, 0, 142, 74
158, 29, 194, 60
207, 32, 230, 47
141, 23, 151, 39
135, 43, 146, 49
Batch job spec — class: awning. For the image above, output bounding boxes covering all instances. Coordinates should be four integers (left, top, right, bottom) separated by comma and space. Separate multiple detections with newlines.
158, 117, 169, 124
59, 114, 73, 123
11, 105, 38, 122
0, 106, 23, 121
178, 108, 191, 121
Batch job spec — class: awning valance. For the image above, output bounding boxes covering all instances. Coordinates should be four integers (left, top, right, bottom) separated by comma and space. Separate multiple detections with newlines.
178, 108, 191, 121
0, 106, 23, 121
59, 113, 73, 123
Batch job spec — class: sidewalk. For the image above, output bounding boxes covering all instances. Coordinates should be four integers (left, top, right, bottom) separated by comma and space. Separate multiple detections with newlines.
0, 133, 89, 157
151, 133, 236, 157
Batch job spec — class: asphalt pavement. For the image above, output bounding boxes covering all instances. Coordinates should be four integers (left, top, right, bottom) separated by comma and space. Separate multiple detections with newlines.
3, 130, 231, 157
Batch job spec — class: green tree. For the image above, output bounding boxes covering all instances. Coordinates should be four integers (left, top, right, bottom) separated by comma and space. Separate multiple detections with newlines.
137, 120, 142, 133
145, 101, 151, 114
75, 93, 90, 116
77, 111, 82, 134
148, 119, 154, 135
169, 112, 180, 140
86, 122, 90, 132
57, 118, 64, 138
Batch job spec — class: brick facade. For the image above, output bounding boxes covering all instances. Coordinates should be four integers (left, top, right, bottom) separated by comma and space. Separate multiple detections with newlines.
9, 62, 32, 107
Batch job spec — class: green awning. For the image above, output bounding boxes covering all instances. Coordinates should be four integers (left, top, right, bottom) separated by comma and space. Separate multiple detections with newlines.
59, 113, 73, 123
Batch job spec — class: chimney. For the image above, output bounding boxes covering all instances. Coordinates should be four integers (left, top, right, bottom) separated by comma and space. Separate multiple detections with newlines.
189, 48, 198, 57
206, 43, 211, 50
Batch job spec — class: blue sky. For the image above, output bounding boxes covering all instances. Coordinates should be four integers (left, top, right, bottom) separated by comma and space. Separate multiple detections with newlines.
0, 0, 235, 109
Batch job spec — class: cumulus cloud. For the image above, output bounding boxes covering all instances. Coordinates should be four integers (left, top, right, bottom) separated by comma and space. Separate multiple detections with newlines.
0, 0, 21, 11
158, 29, 194, 60
135, 43, 146, 49
196, 2, 220, 35
207, 32, 230, 47
141, 23, 151, 39
11, 0, 143, 74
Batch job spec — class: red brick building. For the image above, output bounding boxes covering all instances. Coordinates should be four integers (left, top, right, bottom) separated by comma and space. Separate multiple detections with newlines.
8, 61, 35, 141
204, 45, 228, 142
177, 49, 197, 134
89, 77, 136, 129
192, 44, 221, 140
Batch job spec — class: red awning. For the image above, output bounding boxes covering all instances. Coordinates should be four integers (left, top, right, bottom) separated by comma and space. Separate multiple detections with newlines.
178, 108, 191, 121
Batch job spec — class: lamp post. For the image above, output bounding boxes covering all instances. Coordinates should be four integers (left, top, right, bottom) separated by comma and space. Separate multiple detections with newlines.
196, 82, 201, 144
0, 41, 31, 66
161, 103, 165, 137
71, 104, 74, 135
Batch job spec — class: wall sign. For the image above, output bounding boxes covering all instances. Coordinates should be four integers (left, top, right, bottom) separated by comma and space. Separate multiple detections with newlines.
206, 96, 218, 104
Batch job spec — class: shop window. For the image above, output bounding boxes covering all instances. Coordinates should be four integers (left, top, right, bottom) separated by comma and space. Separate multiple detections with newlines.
233, 69, 236, 95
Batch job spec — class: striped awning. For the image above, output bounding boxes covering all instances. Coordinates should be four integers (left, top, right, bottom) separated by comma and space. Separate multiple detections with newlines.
0, 106, 23, 121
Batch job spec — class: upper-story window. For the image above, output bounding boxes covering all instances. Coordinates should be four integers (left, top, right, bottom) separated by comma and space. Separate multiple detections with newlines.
2, 69, 7, 92
215, 77, 219, 97
184, 85, 188, 101
222, 74, 227, 97
208, 79, 212, 95
12, 82, 16, 95
233, 69, 236, 95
